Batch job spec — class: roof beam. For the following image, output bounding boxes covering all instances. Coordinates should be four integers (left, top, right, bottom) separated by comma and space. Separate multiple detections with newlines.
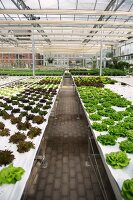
2, 32, 131, 37
1, 27, 133, 32
8, 36, 126, 40
0, 9, 133, 17
0, 20, 133, 26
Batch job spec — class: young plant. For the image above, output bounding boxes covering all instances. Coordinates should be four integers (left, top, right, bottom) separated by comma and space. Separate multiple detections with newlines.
11, 108, 20, 114
9, 132, 26, 144
26, 114, 35, 121
12, 101, 18, 105
29, 101, 35, 105
109, 112, 123, 121
0, 150, 15, 166
1, 111, 11, 120
122, 179, 133, 200
106, 151, 130, 169
0, 122, 5, 130
97, 134, 116, 145
0, 164, 25, 185
27, 127, 41, 139
17, 141, 35, 153
23, 105, 32, 111
126, 130, 133, 141
119, 139, 133, 153
39, 110, 48, 116
31, 107, 40, 113
102, 118, 115, 125
40, 99, 46, 103
92, 122, 108, 132
108, 125, 126, 137
32, 116, 45, 124
43, 105, 51, 110
4, 105, 13, 111
10, 116, 21, 125
0, 128, 10, 136
17, 121, 31, 131
89, 114, 102, 121
19, 111, 28, 117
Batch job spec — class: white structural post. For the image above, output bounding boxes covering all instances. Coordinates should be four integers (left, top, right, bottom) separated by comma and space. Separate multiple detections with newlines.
43, 47, 45, 66
32, 28, 35, 76
83, 47, 85, 68
100, 27, 103, 76
83, 56, 85, 68
96, 57, 99, 68
2, 42, 3, 68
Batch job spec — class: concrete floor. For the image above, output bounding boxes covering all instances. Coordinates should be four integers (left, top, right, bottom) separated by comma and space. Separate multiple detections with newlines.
24, 77, 116, 200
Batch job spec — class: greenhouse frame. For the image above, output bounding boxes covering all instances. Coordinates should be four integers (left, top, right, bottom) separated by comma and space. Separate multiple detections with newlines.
0, 0, 133, 200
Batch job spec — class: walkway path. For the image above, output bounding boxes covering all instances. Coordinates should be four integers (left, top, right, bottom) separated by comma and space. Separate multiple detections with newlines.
26, 77, 116, 200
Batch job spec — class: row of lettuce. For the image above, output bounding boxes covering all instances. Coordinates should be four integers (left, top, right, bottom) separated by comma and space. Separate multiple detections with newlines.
0, 67, 130, 76
74, 76, 133, 200
0, 69, 64, 76
70, 68, 127, 76
0, 77, 61, 185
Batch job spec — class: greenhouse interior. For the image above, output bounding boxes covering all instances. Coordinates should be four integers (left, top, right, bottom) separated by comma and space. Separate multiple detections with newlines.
0, 0, 133, 200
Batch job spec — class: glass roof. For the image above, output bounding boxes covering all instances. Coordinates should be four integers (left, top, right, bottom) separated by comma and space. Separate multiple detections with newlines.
0, 0, 133, 54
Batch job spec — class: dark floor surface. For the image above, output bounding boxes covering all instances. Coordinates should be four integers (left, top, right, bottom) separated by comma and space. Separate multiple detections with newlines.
25, 77, 116, 200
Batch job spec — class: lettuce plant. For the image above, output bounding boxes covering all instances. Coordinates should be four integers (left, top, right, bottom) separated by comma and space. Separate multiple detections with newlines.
102, 118, 115, 125
108, 125, 126, 137
86, 107, 96, 113
17, 121, 31, 131
117, 121, 133, 130
9, 132, 26, 144
17, 141, 34, 153
0, 122, 5, 130
126, 130, 133, 141
126, 105, 133, 113
119, 140, 133, 153
97, 134, 116, 145
124, 117, 133, 123
92, 122, 108, 132
27, 127, 41, 139
106, 151, 130, 169
109, 112, 123, 121
89, 114, 102, 121
122, 178, 133, 200
32, 116, 45, 124
0, 164, 25, 185
0, 128, 10, 136
0, 150, 15, 166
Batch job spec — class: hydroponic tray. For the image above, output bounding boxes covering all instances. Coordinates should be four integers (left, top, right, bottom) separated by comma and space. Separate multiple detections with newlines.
0, 77, 62, 200
74, 79, 133, 200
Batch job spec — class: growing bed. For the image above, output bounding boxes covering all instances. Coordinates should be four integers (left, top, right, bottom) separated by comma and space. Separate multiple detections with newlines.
74, 76, 133, 200
0, 76, 62, 200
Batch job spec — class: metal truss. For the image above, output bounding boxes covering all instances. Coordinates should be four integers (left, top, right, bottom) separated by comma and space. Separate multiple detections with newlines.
11, 0, 51, 44
83, 0, 126, 44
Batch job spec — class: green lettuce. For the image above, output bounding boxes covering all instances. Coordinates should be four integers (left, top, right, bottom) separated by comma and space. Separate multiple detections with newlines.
106, 151, 130, 169
119, 140, 133, 153
0, 164, 25, 185
122, 179, 133, 200
97, 134, 116, 145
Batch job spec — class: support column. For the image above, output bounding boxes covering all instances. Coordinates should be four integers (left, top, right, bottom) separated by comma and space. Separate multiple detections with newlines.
83, 56, 85, 68
100, 27, 103, 76
96, 57, 99, 68
32, 28, 35, 76
2, 42, 3, 68
43, 48, 45, 66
